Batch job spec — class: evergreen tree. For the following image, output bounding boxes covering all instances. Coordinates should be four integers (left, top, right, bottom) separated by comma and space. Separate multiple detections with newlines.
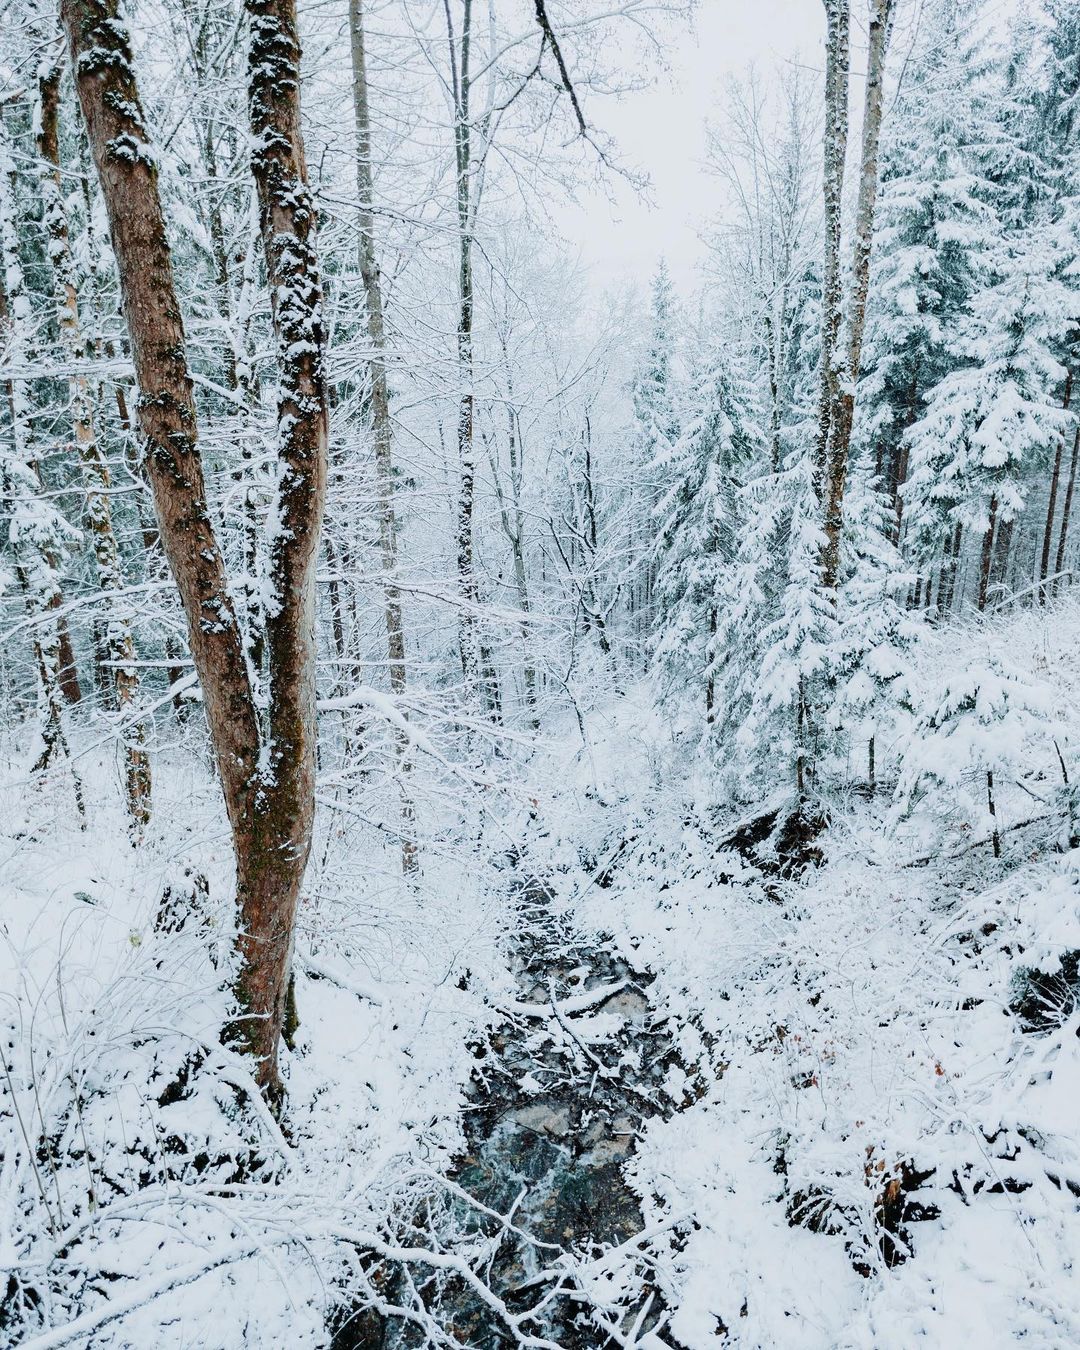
901, 14, 1076, 609
627, 261, 680, 650
861, 0, 992, 551
830, 467, 920, 792
893, 654, 1059, 855
652, 336, 760, 721
709, 278, 834, 803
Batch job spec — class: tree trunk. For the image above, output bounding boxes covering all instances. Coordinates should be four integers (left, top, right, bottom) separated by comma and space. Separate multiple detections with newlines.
977, 495, 998, 612
1042, 373, 1074, 601
820, 0, 894, 591
242, 0, 330, 1088
508, 405, 538, 723
349, 0, 417, 870
63, 0, 327, 1106
37, 48, 151, 836
813, 0, 850, 497
942, 525, 957, 611
706, 605, 717, 724
451, 0, 476, 686
992, 515, 1014, 606
235, 204, 268, 686
764, 311, 783, 473
485, 379, 539, 727
1054, 424, 1080, 595
57, 618, 82, 705
445, 0, 498, 717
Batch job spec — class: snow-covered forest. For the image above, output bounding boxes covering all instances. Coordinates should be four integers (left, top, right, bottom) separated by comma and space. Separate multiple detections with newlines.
1, 0, 1079, 1343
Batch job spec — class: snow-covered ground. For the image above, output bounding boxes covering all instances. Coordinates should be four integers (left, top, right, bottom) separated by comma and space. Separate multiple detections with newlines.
3, 592, 1080, 1347
548, 596, 1080, 1347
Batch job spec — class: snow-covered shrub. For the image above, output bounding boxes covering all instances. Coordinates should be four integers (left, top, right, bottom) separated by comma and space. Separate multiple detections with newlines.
893, 655, 1061, 851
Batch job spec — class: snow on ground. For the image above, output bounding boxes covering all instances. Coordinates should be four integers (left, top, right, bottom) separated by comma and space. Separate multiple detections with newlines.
3, 593, 1080, 1347
0, 737, 510, 1347
538, 596, 1080, 1347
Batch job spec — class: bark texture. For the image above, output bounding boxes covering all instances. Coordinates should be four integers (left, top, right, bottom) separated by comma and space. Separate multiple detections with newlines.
242, 0, 329, 1091
813, 0, 850, 498
820, 0, 894, 592
63, 0, 327, 1105
977, 494, 999, 612
1054, 424, 1080, 594
446, 0, 500, 717
1039, 372, 1073, 601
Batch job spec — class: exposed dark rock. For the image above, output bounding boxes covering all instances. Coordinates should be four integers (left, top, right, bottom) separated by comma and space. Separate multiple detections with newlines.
1010, 950, 1080, 1034
443, 870, 680, 1346
334, 864, 686, 1347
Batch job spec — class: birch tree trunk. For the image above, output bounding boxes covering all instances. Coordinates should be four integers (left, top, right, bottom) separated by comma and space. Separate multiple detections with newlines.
446, 0, 500, 719
37, 48, 151, 836
820, 0, 893, 593
349, 0, 417, 871
813, 0, 850, 498
448, 0, 475, 684
63, 0, 326, 1106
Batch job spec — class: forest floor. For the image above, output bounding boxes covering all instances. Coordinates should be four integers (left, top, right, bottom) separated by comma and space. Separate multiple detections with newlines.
3, 596, 1080, 1348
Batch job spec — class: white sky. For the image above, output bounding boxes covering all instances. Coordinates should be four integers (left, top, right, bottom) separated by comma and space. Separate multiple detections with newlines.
560, 0, 830, 295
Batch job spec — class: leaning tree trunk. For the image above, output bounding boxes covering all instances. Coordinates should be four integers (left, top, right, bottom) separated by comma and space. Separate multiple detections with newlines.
62, 0, 326, 1106
820, 0, 894, 593
37, 48, 151, 836
349, 0, 417, 871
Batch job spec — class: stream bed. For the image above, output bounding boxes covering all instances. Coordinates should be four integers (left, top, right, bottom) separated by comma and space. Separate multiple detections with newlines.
446, 868, 683, 1346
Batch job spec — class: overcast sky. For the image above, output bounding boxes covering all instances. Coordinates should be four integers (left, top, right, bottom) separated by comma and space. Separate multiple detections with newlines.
560, 0, 841, 295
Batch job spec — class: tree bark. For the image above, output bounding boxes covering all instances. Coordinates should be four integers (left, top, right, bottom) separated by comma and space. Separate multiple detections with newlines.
484, 378, 539, 727
37, 48, 151, 836
62, 0, 327, 1105
944, 520, 963, 611
820, 0, 894, 591
977, 495, 998, 612
1040, 372, 1073, 602
445, 0, 499, 718
1054, 424, 1080, 594
813, 0, 850, 498
242, 0, 330, 1088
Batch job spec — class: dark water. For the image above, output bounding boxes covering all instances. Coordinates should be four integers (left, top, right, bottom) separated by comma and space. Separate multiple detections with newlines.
332, 870, 682, 1348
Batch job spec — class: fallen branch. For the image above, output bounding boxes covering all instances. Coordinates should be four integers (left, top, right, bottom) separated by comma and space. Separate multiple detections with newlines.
898, 813, 1053, 869
300, 953, 386, 1006
499, 979, 627, 1021
20, 1240, 269, 1349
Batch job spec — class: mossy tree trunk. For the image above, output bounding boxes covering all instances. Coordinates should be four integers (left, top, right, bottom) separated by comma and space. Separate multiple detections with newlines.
63, 0, 328, 1107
